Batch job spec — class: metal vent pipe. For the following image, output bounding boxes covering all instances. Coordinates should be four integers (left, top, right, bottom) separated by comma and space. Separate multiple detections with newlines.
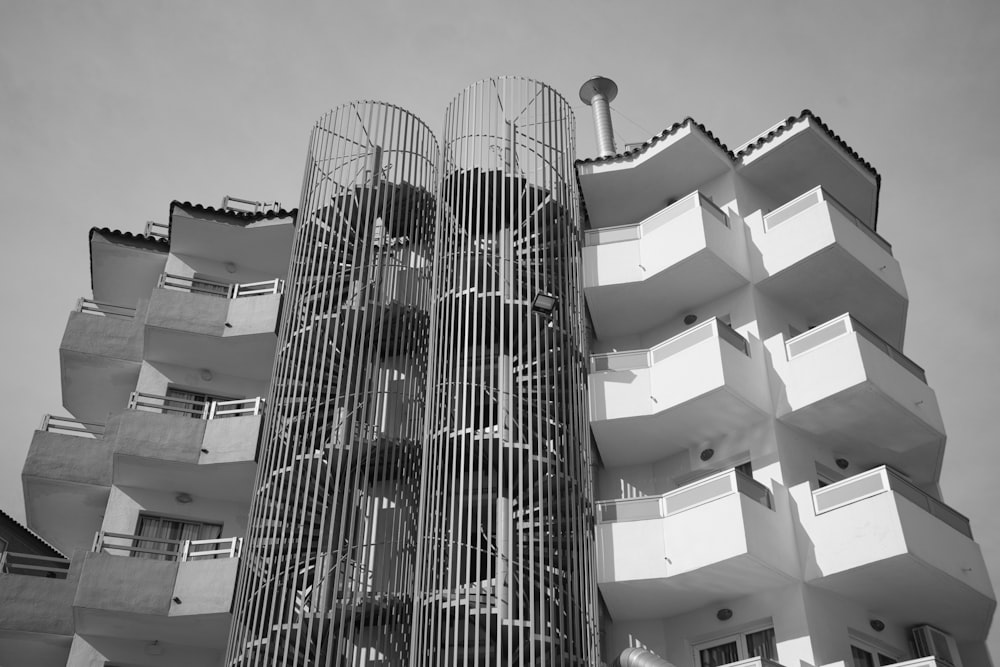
613, 647, 677, 667
579, 76, 619, 158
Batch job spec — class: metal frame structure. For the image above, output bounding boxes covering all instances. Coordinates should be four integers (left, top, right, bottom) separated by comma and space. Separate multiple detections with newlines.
410, 77, 600, 666
227, 101, 439, 666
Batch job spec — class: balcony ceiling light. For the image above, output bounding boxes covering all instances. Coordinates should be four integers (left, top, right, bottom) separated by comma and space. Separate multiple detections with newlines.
175, 492, 193, 504
684, 314, 698, 326
716, 608, 733, 621
700, 448, 714, 461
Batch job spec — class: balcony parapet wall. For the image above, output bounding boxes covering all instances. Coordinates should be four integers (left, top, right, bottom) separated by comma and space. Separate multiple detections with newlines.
0, 553, 81, 637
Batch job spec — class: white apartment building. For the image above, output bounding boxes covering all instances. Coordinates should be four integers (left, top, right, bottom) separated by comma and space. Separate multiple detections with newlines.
0, 77, 992, 667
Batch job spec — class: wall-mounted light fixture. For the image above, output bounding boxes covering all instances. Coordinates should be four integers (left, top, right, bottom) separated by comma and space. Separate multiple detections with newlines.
200, 369, 213, 382
700, 448, 715, 462
175, 492, 193, 504
224, 262, 237, 274
870, 619, 885, 632
532, 292, 558, 316
717, 608, 733, 621
683, 314, 698, 326
835, 458, 850, 470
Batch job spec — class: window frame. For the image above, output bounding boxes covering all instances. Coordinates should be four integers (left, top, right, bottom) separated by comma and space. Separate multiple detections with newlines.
693, 624, 777, 667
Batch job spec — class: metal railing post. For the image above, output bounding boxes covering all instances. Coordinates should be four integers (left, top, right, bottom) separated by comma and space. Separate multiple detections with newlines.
180, 540, 191, 562
205, 401, 215, 420
127, 392, 138, 410
92, 531, 103, 553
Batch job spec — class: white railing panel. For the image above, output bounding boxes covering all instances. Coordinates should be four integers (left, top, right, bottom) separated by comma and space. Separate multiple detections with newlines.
584, 190, 725, 246
597, 468, 773, 523
40, 414, 105, 437
77, 298, 136, 320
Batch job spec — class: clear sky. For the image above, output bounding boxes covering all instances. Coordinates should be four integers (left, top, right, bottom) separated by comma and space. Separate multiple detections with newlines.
2, 0, 998, 655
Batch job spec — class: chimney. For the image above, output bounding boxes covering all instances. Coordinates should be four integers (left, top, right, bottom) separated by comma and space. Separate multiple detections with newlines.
579, 76, 619, 158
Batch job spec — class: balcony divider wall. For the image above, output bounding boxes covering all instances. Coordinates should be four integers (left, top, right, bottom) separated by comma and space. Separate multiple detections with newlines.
226, 101, 439, 666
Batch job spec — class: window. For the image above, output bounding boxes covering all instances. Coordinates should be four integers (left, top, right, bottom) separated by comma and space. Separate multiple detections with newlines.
851, 642, 897, 667
164, 386, 237, 419
133, 514, 223, 561
191, 273, 231, 297
695, 627, 777, 667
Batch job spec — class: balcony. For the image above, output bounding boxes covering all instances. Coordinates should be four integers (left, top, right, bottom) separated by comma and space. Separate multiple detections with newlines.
22, 416, 112, 553
23, 396, 261, 553
113, 392, 263, 501
144, 275, 283, 381
797, 468, 995, 641
584, 192, 749, 338
589, 319, 768, 466
59, 298, 143, 423
0, 552, 77, 667
73, 533, 241, 660
755, 187, 907, 346
774, 314, 945, 454
595, 469, 795, 620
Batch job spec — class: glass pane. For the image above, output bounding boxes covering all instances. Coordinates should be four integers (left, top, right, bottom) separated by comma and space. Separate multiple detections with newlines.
878, 654, 896, 666
746, 628, 777, 661
700, 641, 739, 667
852, 646, 875, 667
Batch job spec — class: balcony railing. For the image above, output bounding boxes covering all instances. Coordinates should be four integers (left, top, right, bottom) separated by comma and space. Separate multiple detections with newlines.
763, 185, 892, 254
584, 190, 728, 246
127, 392, 265, 420
785, 313, 926, 382
813, 466, 972, 538
591, 318, 749, 372
76, 298, 136, 320
93, 531, 243, 561
144, 220, 169, 241
222, 195, 282, 215
39, 414, 105, 437
0, 551, 71, 579
596, 468, 773, 523
158, 273, 285, 299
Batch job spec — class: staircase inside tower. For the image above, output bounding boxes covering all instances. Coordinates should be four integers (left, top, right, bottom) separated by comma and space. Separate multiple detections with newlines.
234, 180, 435, 666
414, 172, 591, 665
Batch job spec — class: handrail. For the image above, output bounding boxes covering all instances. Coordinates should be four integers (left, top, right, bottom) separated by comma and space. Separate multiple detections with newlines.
127, 391, 265, 419
144, 220, 169, 240
93, 531, 243, 561
158, 273, 284, 299
591, 318, 749, 372
0, 551, 71, 579
596, 468, 773, 523
584, 190, 728, 246
39, 414, 106, 437
76, 298, 136, 320
785, 313, 926, 382
812, 466, 972, 538
763, 185, 892, 254
222, 195, 281, 215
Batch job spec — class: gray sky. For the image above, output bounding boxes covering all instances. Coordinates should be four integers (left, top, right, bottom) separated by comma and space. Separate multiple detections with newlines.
2, 0, 998, 654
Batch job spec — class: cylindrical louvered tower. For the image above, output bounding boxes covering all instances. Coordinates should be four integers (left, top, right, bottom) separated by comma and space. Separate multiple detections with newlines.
227, 102, 438, 666
410, 77, 600, 666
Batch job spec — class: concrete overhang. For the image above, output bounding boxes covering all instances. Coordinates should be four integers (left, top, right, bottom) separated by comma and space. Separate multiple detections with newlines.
89, 230, 167, 308
738, 114, 880, 229
577, 120, 733, 229
168, 203, 294, 279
